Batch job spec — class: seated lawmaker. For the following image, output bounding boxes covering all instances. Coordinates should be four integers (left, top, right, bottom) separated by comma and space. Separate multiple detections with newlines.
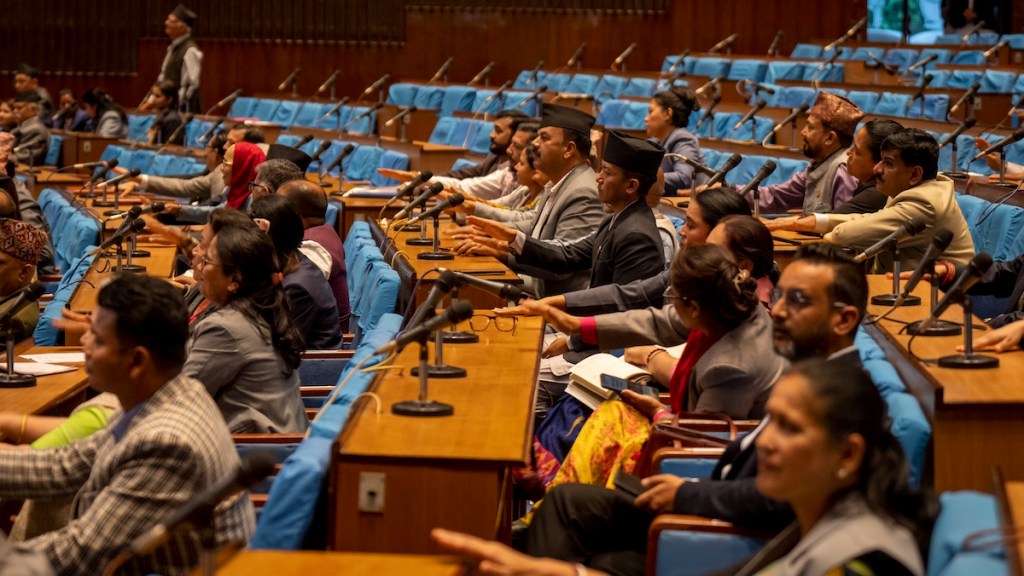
926, 250, 1024, 328
12, 63, 53, 125
53, 89, 92, 132
10, 92, 49, 167
0, 101, 17, 132
831, 118, 903, 214
0, 274, 256, 574
145, 80, 184, 146
81, 88, 128, 139
746, 91, 862, 215
0, 218, 47, 342
768, 128, 975, 272
186, 217, 309, 433
644, 86, 704, 195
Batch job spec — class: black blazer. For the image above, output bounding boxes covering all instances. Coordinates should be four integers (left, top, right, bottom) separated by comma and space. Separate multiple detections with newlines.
959, 254, 1024, 328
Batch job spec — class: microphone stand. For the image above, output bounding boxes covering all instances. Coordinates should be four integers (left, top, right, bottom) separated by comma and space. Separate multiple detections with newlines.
0, 322, 36, 388
870, 244, 921, 306
401, 203, 430, 237
393, 337, 456, 415
905, 271, 961, 336
936, 298, 998, 369
950, 137, 960, 173
121, 230, 146, 274
409, 309, 467, 378
416, 212, 454, 260
96, 182, 124, 215
442, 288, 479, 344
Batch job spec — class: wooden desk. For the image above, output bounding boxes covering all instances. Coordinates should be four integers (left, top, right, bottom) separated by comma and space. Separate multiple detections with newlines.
18, 169, 88, 199
331, 314, 543, 553
5, 344, 89, 416
53, 131, 121, 167
864, 275, 1024, 492
336, 196, 402, 240
370, 218, 522, 311
290, 126, 469, 175
208, 550, 464, 576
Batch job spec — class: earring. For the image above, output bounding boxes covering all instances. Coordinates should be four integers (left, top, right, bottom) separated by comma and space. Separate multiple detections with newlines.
837, 468, 849, 480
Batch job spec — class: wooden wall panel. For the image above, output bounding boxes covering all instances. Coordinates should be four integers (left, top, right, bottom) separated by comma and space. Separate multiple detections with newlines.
3, 1, 866, 112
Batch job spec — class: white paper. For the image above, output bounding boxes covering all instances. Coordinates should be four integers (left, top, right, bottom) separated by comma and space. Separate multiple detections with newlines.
13, 363, 77, 376
19, 353, 86, 364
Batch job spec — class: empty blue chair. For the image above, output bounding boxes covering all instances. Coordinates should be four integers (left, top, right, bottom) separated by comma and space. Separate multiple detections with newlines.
690, 57, 731, 79
884, 48, 919, 70
439, 86, 477, 117
466, 120, 492, 155
148, 154, 174, 175
270, 101, 301, 127
927, 69, 952, 88
564, 73, 599, 95
185, 120, 212, 148
773, 86, 817, 109
726, 59, 768, 83
275, 134, 302, 148
623, 77, 657, 98
412, 85, 444, 110
874, 92, 913, 117
596, 100, 628, 128
45, 134, 62, 166
1013, 75, 1024, 100
661, 55, 683, 74
471, 89, 505, 116
369, 150, 410, 186
513, 70, 546, 89
727, 155, 767, 186
504, 91, 540, 116
621, 102, 648, 130
429, 117, 460, 144
846, 90, 880, 114
344, 106, 376, 135
289, 103, 327, 128
772, 158, 809, 186
250, 99, 280, 122
725, 117, 773, 144
928, 492, 1006, 576
790, 43, 823, 59
317, 141, 352, 177
951, 50, 987, 66
982, 70, 1016, 94
804, 63, 844, 83
168, 155, 203, 176
345, 146, 383, 180
918, 47, 952, 65
386, 83, 419, 106
228, 96, 257, 118
906, 94, 949, 122
127, 115, 154, 143
449, 158, 477, 173
124, 149, 156, 172
937, 133, 975, 172
765, 61, 805, 83
35, 251, 97, 345
593, 75, 629, 104
946, 69, 984, 90
846, 47, 876, 61
312, 105, 350, 131
249, 436, 332, 550
446, 118, 475, 149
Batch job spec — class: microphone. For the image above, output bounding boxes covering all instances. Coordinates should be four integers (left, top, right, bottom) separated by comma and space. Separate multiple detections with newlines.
385, 171, 434, 208
406, 193, 464, 225
129, 452, 277, 557
197, 117, 224, 145
314, 70, 341, 96
379, 300, 474, 355
524, 60, 545, 86
664, 50, 690, 77
768, 103, 809, 135
320, 143, 356, 177
743, 80, 776, 95
705, 153, 742, 187
97, 168, 142, 188
983, 38, 1010, 59
824, 16, 867, 52
110, 202, 165, 221
360, 74, 391, 98
72, 159, 119, 170
960, 20, 986, 45
277, 68, 301, 92
915, 252, 993, 333
294, 134, 315, 148
394, 182, 444, 220
317, 96, 350, 122
948, 80, 982, 115
811, 50, 840, 77
93, 218, 147, 254
384, 105, 418, 127
612, 43, 638, 68
906, 53, 938, 74
695, 93, 722, 129
85, 158, 119, 186
938, 117, 977, 148
737, 160, 778, 196
429, 57, 455, 84
970, 127, 1024, 163
566, 43, 587, 68
695, 76, 722, 96
341, 103, 383, 131
733, 99, 767, 131
708, 33, 738, 54
0, 283, 46, 327
405, 270, 458, 330
468, 62, 495, 86
893, 228, 955, 308
477, 81, 513, 111
51, 105, 71, 126
308, 140, 333, 165
665, 153, 716, 178
214, 89, 243, 110
449, 270, 525, 302
907, 74, 934, 107
866, 51, 898, 76
767, 30, 783, 57
11, 144, 29, 155
513, 85, 548, 110
852, 218, 926, 264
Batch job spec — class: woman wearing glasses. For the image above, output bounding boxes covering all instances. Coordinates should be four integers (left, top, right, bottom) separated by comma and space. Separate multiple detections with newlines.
186, 213, 308, 434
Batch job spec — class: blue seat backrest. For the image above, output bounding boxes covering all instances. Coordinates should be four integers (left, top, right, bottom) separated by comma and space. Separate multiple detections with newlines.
690, 57, 730, 79
950, 50, 987, 66
927, 69, 952, 89
312, 105, 350, 131
317, 141, 351, 177
345, 106, 377, 134
542, 73, 570, 93
919, 47, 952, 65
250, 436, 332, 550
149, 155, 174, 176
765, 61, 805, 83
946, 69, 984, 90
439, 86, 477, 118
387, 83, 418, 107
449, 158, 477, 172
45, 134, 62, 166
927, 492, 1004, 576
846, 90, 881, 114
885, 48, 919, 70
345, 146, 383, 180
250, 99, 280, 122
655, 530, 769, 576
412, 86, 444, 110
466, 120, 493, 155
805, 62, 845, 83
905, 94, 949, 122
873, 92, 913, 117
429, 117, 459, 144
937, 133, 975, 172
1005, 34, 1024, 49
956, 194, 1024, 261
593, 75, 629, 104
596, 100, 628, 128
724, 117, 774, 144
343, 221, 372, 259
621, 102, 648, 130
185, 120, 212, 148
34, 251, 96, 345
127, 115, 154, 143
228, 96, 256, 118
514, 70, 546, 89
564, 73, 599, 95
504, 91, 540, 116
325, 202, 339, 230
471, 90, 505, 116
270, 101, 301, 127
357, 261, 400, 335
774, 86, 817, 109
770, 158, 808, 186
981, 70, 1016, 94
790, 43, 823, 59
369, 150, 410, 186
622, 77, 657, 99
290, 103, 329, 128
726, 59, 768, 83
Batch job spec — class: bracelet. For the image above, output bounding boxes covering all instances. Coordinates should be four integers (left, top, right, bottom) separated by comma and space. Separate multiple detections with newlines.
16, 414, 27, 445
645, 348, 667, 369
572, 563, 588, 576
653, 409, 672, 422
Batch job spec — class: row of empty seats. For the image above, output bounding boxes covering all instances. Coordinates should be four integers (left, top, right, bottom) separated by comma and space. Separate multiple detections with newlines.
386, 83, 542, 117
227, 98, 380, 134
274, 134, 410, 184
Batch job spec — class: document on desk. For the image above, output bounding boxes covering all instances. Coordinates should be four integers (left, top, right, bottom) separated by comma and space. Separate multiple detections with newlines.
13, 362, 77, 376
20, 352, 86, 364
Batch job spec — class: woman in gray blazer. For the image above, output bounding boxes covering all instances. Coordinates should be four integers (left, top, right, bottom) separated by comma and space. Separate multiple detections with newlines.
186, 217, 308, 434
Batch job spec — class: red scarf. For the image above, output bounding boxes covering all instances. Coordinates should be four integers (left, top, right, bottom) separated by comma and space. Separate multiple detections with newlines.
226, 142, 266, 209
667, 329, 718, 414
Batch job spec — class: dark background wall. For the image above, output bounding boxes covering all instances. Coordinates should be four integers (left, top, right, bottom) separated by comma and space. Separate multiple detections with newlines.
1, 0, 973, 109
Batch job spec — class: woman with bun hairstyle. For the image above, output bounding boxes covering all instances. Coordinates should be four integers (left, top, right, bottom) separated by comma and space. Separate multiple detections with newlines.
644, 87, 704, 195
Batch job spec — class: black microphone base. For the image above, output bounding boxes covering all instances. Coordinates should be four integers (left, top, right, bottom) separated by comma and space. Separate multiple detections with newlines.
102, 209, 125, 217
411, 364, 467, 378
871, 293, 921, 307
392, 399, 454, 417
79, 191, 101, 199
905, 319, 961, 337
937, 353, 999, 369
0, 373, 36, 388
418, 251, 454, 260
120, 264, 148, 274
398, 224, 424, 233
130, 249, 151, 258
91, 199, 117, 208
406, 238, 435, 247
442, 330, 479, 344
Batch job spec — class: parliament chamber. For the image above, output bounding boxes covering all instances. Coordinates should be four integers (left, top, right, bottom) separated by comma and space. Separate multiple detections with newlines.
2, 0, 1024, 574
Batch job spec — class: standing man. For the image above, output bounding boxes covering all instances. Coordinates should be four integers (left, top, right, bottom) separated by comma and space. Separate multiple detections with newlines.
152, 4, 202, 114
0, 274, 255, 574
748, 92, 863, 215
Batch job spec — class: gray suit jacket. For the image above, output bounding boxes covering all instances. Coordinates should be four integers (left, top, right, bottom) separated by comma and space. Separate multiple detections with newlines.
143, 165, 223, 202
507, 163, 604, 297
184, 306, 308, 434
13, 117, 49, 166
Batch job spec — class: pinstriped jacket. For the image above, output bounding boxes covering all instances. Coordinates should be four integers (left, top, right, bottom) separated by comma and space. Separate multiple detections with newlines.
0, 374, 256, 575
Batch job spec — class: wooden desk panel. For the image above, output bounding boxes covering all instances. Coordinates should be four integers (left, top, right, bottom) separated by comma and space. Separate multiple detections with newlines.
6, 345, 89, 416
209, 550, 464, 576
865, 275, 1024, 492
332, 315, 543, 553
67, 244, 178, 315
